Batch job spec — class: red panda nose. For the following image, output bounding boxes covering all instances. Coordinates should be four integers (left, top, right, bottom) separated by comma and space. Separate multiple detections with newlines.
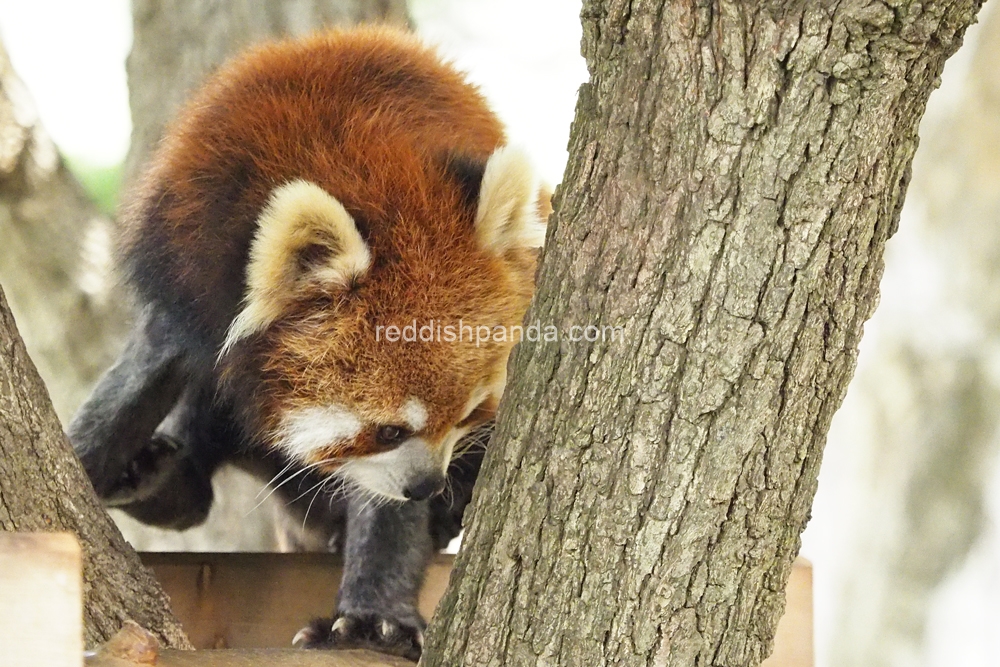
403, 476, 446, 501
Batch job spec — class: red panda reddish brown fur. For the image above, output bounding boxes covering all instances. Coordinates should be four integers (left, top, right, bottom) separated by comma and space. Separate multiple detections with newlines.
118, 27, 547, 498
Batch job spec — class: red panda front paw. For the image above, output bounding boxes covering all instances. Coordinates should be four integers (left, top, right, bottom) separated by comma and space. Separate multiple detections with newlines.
105, 434, 185, 505
293, 613, 424, 662
99, 434, 213, 530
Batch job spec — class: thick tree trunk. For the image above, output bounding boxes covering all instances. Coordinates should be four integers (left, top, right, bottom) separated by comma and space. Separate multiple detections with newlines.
422, 2, 984, 666
0, 42, 130, 423
0, 283, 190, 649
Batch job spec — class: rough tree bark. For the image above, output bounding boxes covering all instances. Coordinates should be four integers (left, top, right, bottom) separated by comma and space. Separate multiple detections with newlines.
0, 41, 129, 423
0, 283, 190, 649
422, 2, 984, 666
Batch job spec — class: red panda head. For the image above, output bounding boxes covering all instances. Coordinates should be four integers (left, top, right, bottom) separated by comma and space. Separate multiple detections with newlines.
220, 146, 547, 501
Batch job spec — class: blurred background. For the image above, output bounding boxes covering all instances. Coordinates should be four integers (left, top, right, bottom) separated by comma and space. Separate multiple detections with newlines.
0, 1, 997, 665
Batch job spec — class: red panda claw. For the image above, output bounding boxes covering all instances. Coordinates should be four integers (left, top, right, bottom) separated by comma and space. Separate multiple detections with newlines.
332, 617, 350, 635
292, 626, 314, 647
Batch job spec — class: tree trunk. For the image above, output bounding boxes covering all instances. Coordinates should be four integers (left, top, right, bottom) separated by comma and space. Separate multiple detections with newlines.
0, 41, 130, 423
0, 283, 190, 649
124, 0, 411, 187
421, 2, 984, 666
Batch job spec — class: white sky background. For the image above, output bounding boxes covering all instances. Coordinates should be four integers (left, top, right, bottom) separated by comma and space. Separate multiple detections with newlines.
0, 1, 996, 665
0, 0, 132, 166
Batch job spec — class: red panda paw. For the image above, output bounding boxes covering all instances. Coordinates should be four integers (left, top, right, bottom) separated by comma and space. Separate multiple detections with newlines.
293, 613, 424, 662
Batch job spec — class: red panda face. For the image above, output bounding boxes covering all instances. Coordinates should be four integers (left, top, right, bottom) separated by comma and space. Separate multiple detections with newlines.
220, 146, 547, 501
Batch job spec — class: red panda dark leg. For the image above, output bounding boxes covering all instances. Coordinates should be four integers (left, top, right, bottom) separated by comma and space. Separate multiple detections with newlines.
104, 377, 242, 530
102, 430, 215, 530
295, 496, 431, 660
69, 307, 237, 530
69, 307, 189, 496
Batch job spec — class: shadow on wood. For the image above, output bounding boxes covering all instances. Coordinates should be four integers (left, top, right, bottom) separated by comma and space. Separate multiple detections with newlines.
87, 648, 412, 667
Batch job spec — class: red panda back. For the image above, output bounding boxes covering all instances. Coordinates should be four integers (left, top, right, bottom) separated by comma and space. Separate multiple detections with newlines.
119, 27, 505, 349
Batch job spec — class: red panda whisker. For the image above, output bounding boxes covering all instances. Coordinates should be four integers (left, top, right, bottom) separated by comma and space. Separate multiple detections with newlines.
288, 474, 335, 507
324, 478, 352, 506
248, 456, 345, 516
255, 459, 298, 499
246, 464, 314, 517
452, 424, 492, 459
301, 476, 338, 532
442, 477, 456, 509
354, 483, 379, 515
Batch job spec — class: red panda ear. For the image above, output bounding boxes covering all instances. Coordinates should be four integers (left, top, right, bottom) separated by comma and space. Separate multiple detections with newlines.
221, 180, 370, 354
474, 146, 548, 254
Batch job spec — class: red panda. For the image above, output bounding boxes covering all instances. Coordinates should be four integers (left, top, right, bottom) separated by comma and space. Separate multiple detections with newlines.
70, 26, 549, 658
125, 26, 547, 497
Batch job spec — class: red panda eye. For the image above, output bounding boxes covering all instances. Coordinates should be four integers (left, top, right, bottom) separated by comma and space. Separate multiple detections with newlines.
375, 425, 411, 447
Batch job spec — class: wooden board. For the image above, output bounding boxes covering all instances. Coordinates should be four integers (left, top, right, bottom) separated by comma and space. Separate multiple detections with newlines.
158, 648, 411, 666
143, 552, 812, 665
87, 648, 411, 667
763, 559, 812, 667
0, 532, 82, 667
141, 552, 452, 650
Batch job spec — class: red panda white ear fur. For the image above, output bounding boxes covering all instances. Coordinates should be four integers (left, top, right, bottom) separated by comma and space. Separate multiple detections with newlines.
222, 180, 370, 354
475, 146, 547, 253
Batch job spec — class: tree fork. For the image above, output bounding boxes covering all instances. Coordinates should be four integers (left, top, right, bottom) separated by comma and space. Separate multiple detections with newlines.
421, 1, 984, 666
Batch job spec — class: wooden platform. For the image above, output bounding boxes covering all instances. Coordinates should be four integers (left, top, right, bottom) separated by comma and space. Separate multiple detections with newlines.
88, 648, 411, 667
140, 552, 452, 649
141, 552, 812, 665
769, 559, 812, 667
0, 533, 813, 665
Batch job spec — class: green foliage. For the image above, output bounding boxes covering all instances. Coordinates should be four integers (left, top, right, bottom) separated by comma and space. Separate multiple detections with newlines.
66, 159, 122, 215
